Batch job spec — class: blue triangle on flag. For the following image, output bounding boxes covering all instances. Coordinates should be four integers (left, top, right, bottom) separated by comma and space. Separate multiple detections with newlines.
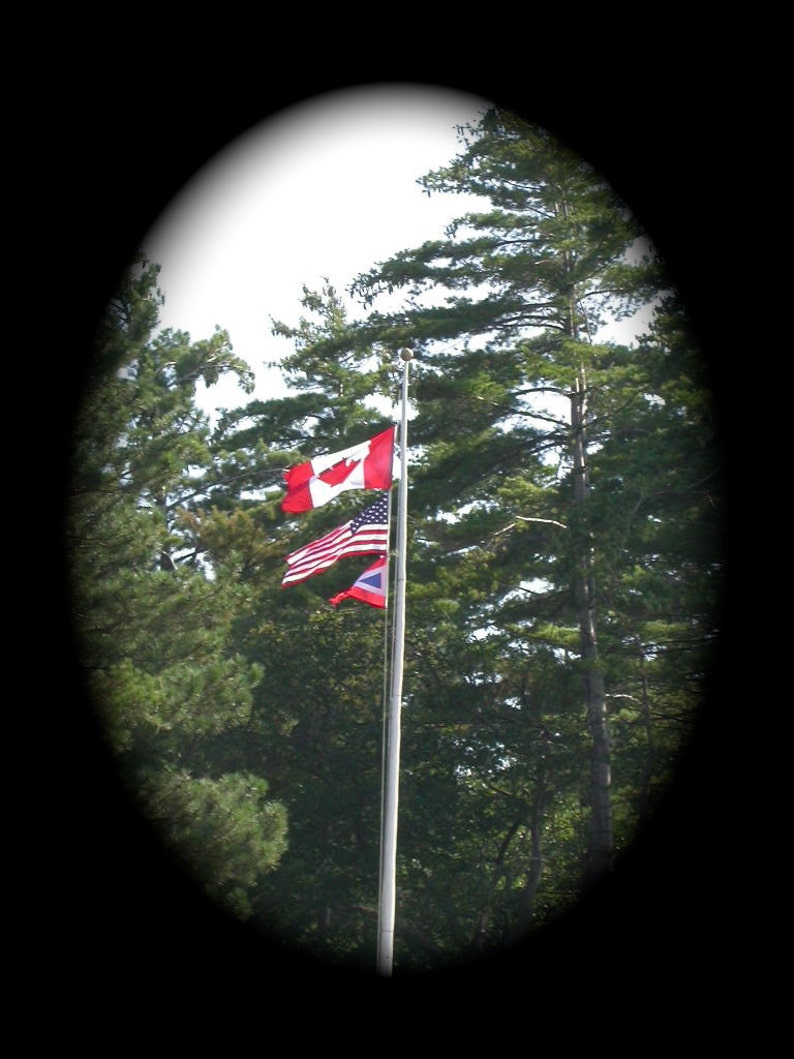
359, 569, 384, 590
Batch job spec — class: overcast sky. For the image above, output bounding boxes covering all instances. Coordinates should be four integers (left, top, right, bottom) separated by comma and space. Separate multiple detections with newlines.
144, 84, 491, 414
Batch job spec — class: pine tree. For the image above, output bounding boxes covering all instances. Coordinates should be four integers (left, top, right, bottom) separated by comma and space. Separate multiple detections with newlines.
252, 108, 724, 962
67, 254, 288, 920
71, 105, 724, 972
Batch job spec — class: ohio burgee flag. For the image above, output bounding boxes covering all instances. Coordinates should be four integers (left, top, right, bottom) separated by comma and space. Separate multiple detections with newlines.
329, 556, 389, 609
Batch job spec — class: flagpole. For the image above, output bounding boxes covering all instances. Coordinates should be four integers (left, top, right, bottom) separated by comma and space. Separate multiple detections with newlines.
376, 348, 413, 977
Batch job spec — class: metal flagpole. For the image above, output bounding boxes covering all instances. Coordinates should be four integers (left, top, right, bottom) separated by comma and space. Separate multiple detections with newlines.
376, 348, 413, 977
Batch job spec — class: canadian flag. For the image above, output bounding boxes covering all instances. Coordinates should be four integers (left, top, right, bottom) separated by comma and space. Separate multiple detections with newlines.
281, 426, 395, 513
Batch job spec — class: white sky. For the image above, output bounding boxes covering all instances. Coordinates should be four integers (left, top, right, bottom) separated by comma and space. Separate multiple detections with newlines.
144, 84, 491, 415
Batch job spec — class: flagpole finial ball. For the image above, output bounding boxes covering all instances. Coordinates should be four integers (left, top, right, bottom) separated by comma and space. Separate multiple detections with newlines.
399, 348, 414, 362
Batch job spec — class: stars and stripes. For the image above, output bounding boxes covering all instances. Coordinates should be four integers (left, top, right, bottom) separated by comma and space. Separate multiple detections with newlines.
281, 495, 390, 588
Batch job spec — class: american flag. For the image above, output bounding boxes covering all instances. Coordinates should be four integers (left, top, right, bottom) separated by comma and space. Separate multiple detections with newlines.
282, 494, 390, 588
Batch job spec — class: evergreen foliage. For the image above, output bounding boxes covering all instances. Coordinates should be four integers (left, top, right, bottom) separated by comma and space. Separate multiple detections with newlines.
67, 110, 725, 976
67, 255, 288, 920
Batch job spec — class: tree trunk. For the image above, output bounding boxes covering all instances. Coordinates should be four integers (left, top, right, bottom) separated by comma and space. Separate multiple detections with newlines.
571, 370, 613, 882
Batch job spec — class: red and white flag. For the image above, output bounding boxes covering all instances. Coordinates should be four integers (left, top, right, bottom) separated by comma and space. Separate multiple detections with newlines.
282, 496, 389, 588
281, 426, 395, 513
328, 556, 389, 609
